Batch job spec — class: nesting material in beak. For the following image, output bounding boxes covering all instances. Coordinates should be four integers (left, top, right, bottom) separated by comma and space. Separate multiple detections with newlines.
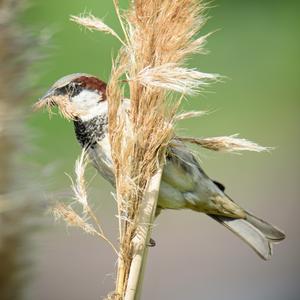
33, 92, 55, 111
33, 92, 79, 120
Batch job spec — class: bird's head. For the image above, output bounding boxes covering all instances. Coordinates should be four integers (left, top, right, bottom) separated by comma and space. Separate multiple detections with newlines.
35, 73, 108, 121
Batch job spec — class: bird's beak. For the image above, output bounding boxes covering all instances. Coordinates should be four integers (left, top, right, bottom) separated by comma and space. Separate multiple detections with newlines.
33, 87, 56, 111
41, 87, 55, 100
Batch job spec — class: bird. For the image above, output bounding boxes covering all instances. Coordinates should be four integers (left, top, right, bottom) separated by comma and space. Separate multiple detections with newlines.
36, 73, 285, 260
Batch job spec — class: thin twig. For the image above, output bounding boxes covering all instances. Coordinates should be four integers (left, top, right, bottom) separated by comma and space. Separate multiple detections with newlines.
112, 0, 130, 46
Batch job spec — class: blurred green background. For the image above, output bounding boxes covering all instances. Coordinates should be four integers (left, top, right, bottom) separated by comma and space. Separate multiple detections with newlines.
22, 0, 299, 299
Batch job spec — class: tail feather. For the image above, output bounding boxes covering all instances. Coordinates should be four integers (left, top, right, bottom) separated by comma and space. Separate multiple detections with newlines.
210, 212, 285, 260
245, 212, 285, 241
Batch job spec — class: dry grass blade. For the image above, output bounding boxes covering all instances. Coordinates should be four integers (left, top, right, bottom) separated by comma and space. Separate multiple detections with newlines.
177, 134, 271, 153
175, 110, 208, 121
135, 63, 219, 95
70, 14, 125, 46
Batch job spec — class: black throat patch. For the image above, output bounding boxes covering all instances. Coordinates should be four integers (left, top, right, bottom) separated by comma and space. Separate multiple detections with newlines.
73, 114, 108, 148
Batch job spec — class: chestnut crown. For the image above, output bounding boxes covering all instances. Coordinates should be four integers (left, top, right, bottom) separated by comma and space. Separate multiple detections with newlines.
41, 73, 107, 100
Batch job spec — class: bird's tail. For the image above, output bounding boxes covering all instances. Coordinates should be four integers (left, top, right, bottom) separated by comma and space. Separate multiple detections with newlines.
210, 212, 285, 260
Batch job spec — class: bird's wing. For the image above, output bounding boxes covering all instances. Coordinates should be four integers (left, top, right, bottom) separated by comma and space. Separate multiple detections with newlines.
163, 140, 246, 218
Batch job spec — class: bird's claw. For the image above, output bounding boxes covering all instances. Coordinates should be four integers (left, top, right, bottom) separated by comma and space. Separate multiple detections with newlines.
147, 238, 156, 247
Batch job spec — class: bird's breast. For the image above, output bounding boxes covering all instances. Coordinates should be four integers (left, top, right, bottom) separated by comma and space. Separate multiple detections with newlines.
73, 114, 108, 148
87, 135, 115, 185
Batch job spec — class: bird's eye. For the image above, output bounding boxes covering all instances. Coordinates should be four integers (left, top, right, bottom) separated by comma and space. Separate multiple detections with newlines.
67, 82, 83, 97
69, 82, 77, 90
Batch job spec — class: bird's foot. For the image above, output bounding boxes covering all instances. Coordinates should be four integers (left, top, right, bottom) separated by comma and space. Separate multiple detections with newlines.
147, 238, 156, 247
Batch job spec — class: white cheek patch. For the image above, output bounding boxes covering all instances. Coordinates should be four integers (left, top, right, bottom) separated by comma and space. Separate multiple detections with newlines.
71, 90, 108, 121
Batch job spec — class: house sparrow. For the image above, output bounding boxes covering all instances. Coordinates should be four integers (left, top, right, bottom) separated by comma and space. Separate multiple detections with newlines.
36, 73, 285, 260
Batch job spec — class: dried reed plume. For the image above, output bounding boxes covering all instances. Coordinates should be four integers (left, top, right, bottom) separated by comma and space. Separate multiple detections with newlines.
53, 203, 98, 235
56, 150, 118, 255
135, 63, 218, 95
105, 0, 213, 298
70, 14, 125, 46
175, 110, 208, 121
177, 134, 270, 153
